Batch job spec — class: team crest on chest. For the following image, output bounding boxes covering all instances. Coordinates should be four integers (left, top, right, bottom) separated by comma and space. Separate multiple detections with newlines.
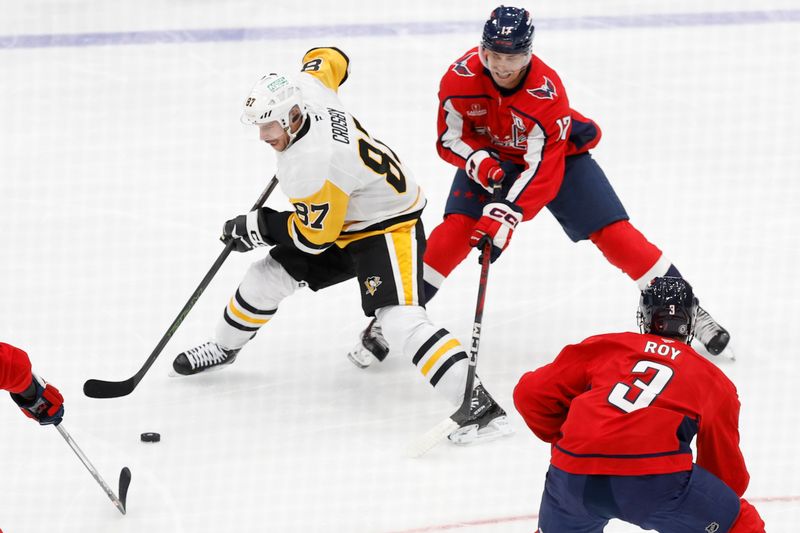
451, 52, 478, 77
364, 276, 382, 296
527, 76, 557, 100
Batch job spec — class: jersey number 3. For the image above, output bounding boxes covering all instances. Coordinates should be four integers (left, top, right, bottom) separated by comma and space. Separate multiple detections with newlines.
607, 360, 673, 413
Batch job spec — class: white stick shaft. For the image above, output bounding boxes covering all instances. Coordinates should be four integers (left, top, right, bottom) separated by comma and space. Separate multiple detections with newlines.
56, 424, 125, 514
406, 418, 459, 458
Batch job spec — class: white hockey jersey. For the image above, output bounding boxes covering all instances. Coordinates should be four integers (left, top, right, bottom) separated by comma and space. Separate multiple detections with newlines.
273, 47, 426, 255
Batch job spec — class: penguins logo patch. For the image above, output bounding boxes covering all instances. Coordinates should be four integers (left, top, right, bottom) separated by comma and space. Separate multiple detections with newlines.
364, 276, 382, 296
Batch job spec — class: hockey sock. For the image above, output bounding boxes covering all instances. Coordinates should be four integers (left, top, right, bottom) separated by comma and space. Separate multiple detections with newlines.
728, 499, 766, 533
422, 214, 476, 302
589, 220, 681, 289
215, 288, 276, 349
634, 257, 682, 290
215, 255, 303, 349
376, 305, 470, 405
423, 263, 445, 302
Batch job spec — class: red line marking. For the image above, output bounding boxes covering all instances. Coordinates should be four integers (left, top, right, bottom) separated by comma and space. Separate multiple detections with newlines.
387, 495, 800, 532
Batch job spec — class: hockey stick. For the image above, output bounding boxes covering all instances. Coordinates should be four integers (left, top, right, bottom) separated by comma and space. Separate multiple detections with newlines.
83, 176, 279, 398
56, 423, 131, 515
407, 184, 500, 457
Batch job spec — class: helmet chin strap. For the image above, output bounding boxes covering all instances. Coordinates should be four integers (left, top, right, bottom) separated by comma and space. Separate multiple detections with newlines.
285, 112, 308, 146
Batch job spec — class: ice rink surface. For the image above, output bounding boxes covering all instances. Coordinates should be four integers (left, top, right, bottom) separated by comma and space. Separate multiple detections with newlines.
1, 1, 799, 531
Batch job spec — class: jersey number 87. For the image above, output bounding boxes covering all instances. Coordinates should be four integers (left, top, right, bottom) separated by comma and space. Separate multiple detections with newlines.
358, 138, 407, 194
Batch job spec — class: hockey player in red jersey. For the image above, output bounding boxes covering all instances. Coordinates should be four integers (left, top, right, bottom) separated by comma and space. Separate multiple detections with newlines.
348, 5, 732, 367
513, 277, 764, 532
1, 342, 64, 425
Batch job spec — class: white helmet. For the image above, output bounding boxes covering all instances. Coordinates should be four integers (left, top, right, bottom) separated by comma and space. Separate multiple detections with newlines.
241, 73, 306, 128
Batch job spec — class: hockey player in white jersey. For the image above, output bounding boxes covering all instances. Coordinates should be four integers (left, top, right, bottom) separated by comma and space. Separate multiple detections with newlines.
172, 47, 511, 445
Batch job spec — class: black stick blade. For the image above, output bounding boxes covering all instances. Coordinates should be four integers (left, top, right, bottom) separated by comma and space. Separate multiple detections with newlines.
83, 378, 136, 399
118, 467, 131, 514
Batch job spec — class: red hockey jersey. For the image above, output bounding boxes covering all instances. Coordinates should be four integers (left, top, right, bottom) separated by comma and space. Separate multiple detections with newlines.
436, 47, 602, 221
0, 342, 33, 394
513, 332, 750, 496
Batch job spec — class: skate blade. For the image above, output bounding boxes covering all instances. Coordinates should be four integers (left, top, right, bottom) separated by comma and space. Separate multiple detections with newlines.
167, 363, 235, 378
448, 416, 514, 446
719, 346, 736, 361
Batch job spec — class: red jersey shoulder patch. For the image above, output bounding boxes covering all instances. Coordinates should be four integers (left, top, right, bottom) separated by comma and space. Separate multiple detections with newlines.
451, 52, 479, 77
527, 76, 557, 100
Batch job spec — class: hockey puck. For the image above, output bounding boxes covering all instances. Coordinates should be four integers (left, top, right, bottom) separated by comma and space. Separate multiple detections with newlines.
140, 432, 161, 443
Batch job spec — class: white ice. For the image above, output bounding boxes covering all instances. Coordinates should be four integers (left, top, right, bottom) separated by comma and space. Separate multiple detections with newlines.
1, 1, 799, 532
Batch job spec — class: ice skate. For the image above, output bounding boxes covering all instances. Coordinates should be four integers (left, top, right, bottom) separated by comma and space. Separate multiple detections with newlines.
172, 341, 240, 376
693, 306, 732, 357
346, 318, 390, 369
448, 383, 514, 445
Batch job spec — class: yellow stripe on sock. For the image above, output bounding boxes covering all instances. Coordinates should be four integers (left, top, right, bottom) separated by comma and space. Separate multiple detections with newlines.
228, 298, 270, 325
421, 339, 460, 376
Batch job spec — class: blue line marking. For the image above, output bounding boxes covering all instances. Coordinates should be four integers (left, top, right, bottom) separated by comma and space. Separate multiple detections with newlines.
1, 10, 798, 50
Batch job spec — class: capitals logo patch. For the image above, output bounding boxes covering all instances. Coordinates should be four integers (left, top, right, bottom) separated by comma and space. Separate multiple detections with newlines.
527, 76, 557, 100
364, 276, 382, 296
451, 52, 478, 77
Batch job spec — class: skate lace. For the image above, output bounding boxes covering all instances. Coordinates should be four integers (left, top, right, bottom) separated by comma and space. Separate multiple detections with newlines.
469, 387, 491, 419
185, 343, 228, 369
694, 307, 719, 342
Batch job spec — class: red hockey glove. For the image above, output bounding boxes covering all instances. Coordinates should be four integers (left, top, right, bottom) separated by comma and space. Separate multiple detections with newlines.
10, 374, 64, 425
466, 149, 509, 192
469, 200, 523, 263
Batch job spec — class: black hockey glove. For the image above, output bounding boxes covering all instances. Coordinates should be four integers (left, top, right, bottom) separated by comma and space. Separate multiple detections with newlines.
221, 207, 279, 252
10, 374, 65, 426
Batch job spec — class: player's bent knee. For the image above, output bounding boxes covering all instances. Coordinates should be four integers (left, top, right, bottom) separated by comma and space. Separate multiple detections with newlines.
239, 255, 304, 309
375, 305, 432, 350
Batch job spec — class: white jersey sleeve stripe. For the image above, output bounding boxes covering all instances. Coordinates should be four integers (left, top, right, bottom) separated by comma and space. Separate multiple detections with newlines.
507, 122, 546, 203
440, 99, 474, 161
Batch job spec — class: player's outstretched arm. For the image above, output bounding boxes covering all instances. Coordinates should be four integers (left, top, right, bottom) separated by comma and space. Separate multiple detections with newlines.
0, 342, 33, 393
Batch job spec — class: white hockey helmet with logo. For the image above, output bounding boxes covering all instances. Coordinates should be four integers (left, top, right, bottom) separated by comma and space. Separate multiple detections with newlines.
241, 73, 306, 128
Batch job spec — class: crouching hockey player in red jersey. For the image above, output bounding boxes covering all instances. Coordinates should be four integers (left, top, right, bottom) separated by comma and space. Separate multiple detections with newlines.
348, 5, 732, 368
171, 47, 511, 445
1, 342, 65, 425
513, 277, 764, 533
